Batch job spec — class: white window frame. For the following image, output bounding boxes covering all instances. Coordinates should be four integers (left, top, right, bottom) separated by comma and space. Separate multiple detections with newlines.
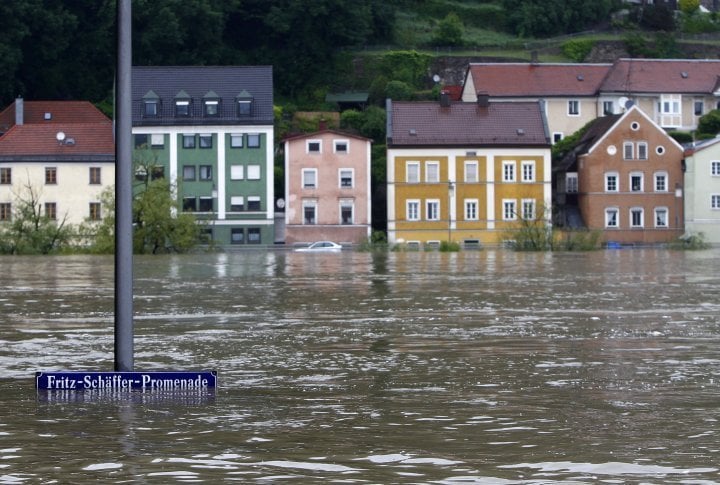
247, 165, 261, 180
605, 207, 619, 228
661, 94, 681, 116
502, 199, 517, 221
339, 168, 353, 188
150, 134, 164, 148
230, 133, 244, 148
711, 161, 720, 176
303, 200, 317, 225
654, 171, 668, 192
464, 160, 478, 183
630, 207, 644, 228
521, 199, 536, 220
603, 100, 614, 115
552, 132, 563, 144
502, 160, 516, 182
426, 199, 440, 221
605, 172, 619, 192
230, 196, 244, 211
654, 207, 668, 228
230, 165, 244, 180
464, 199, 478, 221
339, 199, 354, 225
712, 194, 720, 210
521, 160, 535, 183
306, 139, 322, 153
425, 161, 440, 183
637, 142, 648, 160
302, 168, 317, 189
568, 100, 580, 116
406, 199, 420, 221
566, 173, 578, 193
623, 142, 634, 160
333, 139, 349, 154
406, 161, 420, 184
629, 172, 644, 192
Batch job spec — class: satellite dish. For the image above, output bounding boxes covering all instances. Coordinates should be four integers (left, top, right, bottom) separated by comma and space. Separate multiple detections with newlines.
625, 99, 635, 109
432, 74, 440, 83
617, 97, 629, 110
276, 198, 285, 209
56, 131, 66, 141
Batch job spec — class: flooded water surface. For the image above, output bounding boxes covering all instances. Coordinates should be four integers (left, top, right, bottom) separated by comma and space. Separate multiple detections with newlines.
1, 249, 720, 482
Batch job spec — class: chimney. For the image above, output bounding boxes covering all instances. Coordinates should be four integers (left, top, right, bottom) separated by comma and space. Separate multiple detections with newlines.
439, 90, 450, 108
530, 50, 539, 64
476, 91, 489, 108
15, 97, 23, 126
318, 118, 327, 131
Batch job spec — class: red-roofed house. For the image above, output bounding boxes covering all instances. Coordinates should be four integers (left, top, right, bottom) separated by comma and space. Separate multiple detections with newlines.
0, 98, 115, 227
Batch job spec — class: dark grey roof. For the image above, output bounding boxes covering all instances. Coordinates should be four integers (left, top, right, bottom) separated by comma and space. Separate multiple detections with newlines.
388, 100, 549, 147
132, 66, 273, 127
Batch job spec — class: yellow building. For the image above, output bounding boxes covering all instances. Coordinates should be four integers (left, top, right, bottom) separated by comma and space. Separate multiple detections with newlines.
386, 97, 551, 247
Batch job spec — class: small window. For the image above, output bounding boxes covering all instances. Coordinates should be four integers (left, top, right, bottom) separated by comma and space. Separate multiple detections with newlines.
247, 134, 260, 148
247, 165, 261, 180
464, 199, 478, 220
340, 201, 353, 224
307, 140, 321, 153
183, 197, 197, 212
711, 161, 720, 176
230, 196, 244, 211
247, 228, 261, 244
464, 161, 478, 183
521, 161, 535, 182
406, 200, 420, 221
694, 99, 704, 116
175, 100, 190, 117
231, 228, 245, 244
654, 172, 668, 192
183, 165, 196, 181
302, 169, 317, 189
568, 100, 579, 116
230, 165, 244, 180
630, 121, 640, 131
406, 162, 420, 183
637, 142, 648, 160
655, 207, 668, 228
150, 134, 164, 148
45, 167, 57, 185
0, 167, 11, 185
0, 202, 11, 221
566, 173, 578, 193
712, 194, 720, 209
204, 100, 219, 117
630, 173, 643, 192
605, 208, 619, 228
89, 202, 102, 221
426, 200, 440, 221
603, 101, 614, 115
334, 140, 348, 153
426, 161, 440, 183
303, 201, 317, 224
199, 165, 213, 181
134, 134, 148, 148
340, 169, 353, 188
522, 199, 535, 220
247, 196, 261, 211
230, 134, 244, 148
183, 134, 196, 149
630, 207, 644, 228
199, 134, 213, 149
605, 173, 618, 192
237, 100, 251, 116
89, 167, 101, 185
144, 100, 158, 117
45, 202, 57, 220
503, 199, 517, 221
553, 132, 563, 144
199, 197, 213, 212
503, 161, 516, 182
623, 142, 634, 160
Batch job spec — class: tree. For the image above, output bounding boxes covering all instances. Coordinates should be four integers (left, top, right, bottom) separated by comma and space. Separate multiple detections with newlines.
502, 0, 619, 38
697, 109, 720, 137
679, 0, 701, 15
432, 12, 464, 47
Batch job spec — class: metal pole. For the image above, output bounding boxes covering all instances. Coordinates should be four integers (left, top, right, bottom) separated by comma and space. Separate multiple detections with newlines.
115, 0, 133, 371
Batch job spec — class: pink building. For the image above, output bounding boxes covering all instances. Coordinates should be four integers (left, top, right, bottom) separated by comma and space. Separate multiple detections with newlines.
283, 130, 372, 246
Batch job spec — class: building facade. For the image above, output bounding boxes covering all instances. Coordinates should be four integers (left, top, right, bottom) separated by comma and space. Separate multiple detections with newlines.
132, 66, 274, 246
387, 97, 552, 248
683, 136, 720, 244
283, 129, 372, 245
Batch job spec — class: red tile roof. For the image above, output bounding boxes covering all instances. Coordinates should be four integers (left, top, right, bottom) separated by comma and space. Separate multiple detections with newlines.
0, 100, 110, 131
389, 101, 548, 147
466, 63, 612, 97
0, 122, 114, 161
600, 58, 720, 94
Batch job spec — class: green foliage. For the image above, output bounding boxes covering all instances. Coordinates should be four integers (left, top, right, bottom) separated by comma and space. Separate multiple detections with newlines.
502, 0, 619, 38
554, 229, 602, 251
623, 32, 652, 57
669, 232, 710, 250
697, 109, 720, 137
679, 0, 701, 14
357, 230, 389, 251
439, 240, 461, 252
635, 4, 676, 31
364, 51, 433, 90
385, 80, 415, 101
340, 106, 386, 143
561, 39, 595, 62
681, 11, 720, 34
551, 120, 594, 162
668, 131, 694, 144
432, 12, 464, 47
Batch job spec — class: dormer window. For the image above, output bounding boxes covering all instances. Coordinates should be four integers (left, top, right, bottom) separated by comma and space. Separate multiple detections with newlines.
203, 91, 220, 117
236, 90, 253, 117
143, 90, 160, 117
174, 90, 191, 117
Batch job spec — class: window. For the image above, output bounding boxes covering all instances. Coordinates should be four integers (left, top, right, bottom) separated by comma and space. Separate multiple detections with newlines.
655, 207, 668, 228
340, 200, 354, 225
247, 196, 261, 211
568, 100, 580, 116
630, 207, 644, 228
605, 172, 619, 192
183, 197, 197, 212
175, 100, 190, 117
425, 161, 440, 183
334, 140, 348, 153
654, 172, 668, 192
247, 165, 261, 180
694, 99, 704, 116
199, 134, 213, 149
712, 194, 720, 209
134, 134, 148, 148
230, 196, 244, 211
302, 169, 317, 189
0, 202, 10, 221
426, 200, 440, 221
464, 161, 478, 183
464, 199, 478, 220
521, 161, 535, 182
339, 169, 353, 188
144, 100, 158, 117
605, 208, 619, 228
603, 100, 614, 115
522, 199, 535, 220
307, 140, 321, 153
183, 165, 196, 181
503, 200, 517, 221
711, 161, 720, 176
230, 165, 244, 180
247, 134, 260, 148
553, 133, 563, 144
406, 162, 420, 183
637, 142, 648, 160
630, 173, 643, 192
231, 228, 244, 244
503, 161, 516, 182
237, 100, 251, 116
566, 173, 578, 193
406, 200, 420, 221
623, 142, 634, 160
230, 134, 244, 148
150, 166, 165, 180
45, 167, 57, 185
661, 95, 680, 115
204, 100, 219, 117
199, 165, 213, 181
199, 197, 213, 212
247, 228, 261, 244
89, 202, 102, 221
44, 202, 56, 220
88, 167, 101, 185
303, 201, 317, 224
183, 134, 196, 149
0, 167, 10, 184
151, 134, 164, 148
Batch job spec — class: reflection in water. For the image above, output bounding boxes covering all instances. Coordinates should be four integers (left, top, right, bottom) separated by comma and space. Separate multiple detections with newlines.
1, 249, 720, 482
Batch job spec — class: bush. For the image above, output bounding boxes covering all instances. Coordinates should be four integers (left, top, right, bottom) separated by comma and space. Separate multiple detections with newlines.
669, 232, 710, 250
386, 80, 415, 101
432, 12, 464, 47
554, 229, 602, 251
697, 109, 720, 137
439, 240, 460, 252
668, 131, 694, 144
561, 39, 595, 62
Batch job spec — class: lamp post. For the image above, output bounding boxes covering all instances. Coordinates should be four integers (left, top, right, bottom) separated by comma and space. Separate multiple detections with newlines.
448, 181, 455, 242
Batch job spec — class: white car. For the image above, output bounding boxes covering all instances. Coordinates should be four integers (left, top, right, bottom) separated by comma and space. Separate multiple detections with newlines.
294, 241, 343, 252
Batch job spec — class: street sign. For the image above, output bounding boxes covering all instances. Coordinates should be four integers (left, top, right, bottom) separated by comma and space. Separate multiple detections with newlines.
36, 371, 217, 391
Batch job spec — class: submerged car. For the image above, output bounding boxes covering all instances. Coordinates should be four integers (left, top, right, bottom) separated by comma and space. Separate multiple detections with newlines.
294, 241, 343, 252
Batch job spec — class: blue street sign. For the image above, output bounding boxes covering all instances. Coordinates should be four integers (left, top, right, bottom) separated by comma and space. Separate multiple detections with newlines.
36, 371, 217, 391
